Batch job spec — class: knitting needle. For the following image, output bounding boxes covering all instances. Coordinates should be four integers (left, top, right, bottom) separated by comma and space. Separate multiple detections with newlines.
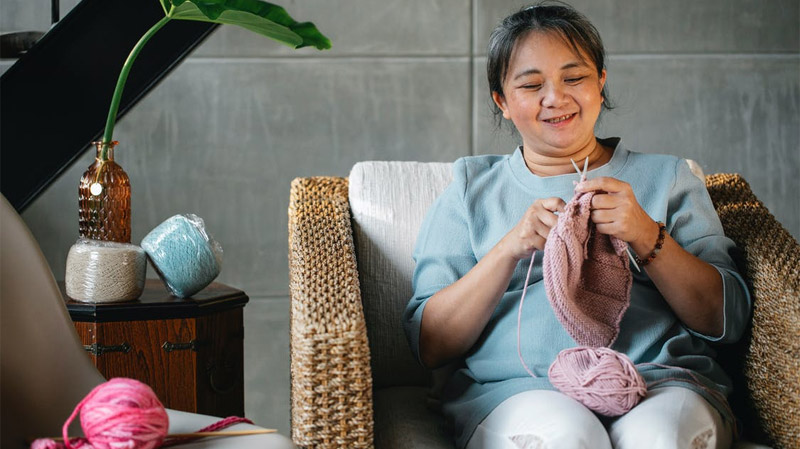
570, 158, 641, 272
166, 429, 278, 439
570, 158, 583, 178
582, 155, 589, 177
627, 248, 641, 272
44, 429, 277, 442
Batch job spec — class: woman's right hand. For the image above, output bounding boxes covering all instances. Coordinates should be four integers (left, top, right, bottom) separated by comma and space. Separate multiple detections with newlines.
419, 196, 566, 367
500, 197, 565, 260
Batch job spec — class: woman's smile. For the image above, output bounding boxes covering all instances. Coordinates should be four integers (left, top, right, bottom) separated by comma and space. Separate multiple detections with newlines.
541, 112, 577, 126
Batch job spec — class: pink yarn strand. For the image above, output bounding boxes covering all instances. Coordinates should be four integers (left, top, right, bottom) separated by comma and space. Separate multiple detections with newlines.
516, 251, 538, 378
61, 384, 98, 449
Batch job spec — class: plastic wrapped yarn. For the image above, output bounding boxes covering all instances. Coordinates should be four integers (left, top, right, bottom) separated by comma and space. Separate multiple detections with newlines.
141, 214, 222, 298
65, 239, 146, 303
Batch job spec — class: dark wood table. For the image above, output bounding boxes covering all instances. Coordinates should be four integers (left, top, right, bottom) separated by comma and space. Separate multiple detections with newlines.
63, 279, 248, 418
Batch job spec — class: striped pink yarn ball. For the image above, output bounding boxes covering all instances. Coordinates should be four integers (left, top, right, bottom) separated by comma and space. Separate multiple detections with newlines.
64, 378, 169, 449
548, 347, 647, 416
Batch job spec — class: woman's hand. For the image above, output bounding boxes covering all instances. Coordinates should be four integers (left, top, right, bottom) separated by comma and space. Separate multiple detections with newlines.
420, 196, 566, 367
575, 177, 658, 252
500, 197, 566, 260
576, 176, 724, 336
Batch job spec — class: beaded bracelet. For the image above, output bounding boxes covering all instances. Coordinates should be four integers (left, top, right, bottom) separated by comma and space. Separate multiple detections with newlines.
633, 221, 666, 267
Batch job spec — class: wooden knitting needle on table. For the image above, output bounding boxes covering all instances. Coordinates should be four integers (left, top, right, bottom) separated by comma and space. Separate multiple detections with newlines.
166, 429, 277, 439
570, 158, 641, 273
44, 429, 277, 443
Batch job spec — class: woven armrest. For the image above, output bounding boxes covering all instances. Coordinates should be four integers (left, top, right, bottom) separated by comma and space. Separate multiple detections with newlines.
288, 177, 374, 449
706, 174, 799, 449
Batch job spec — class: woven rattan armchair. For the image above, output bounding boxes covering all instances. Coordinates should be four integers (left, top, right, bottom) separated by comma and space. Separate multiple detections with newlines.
288, 162, 799, 449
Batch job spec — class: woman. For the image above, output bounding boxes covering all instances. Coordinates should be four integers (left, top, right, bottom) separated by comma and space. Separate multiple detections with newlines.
403, 3, 751, 449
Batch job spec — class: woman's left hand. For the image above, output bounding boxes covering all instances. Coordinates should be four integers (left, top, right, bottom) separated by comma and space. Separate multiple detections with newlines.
576, 176, 725, 336
575, 177, 657, 248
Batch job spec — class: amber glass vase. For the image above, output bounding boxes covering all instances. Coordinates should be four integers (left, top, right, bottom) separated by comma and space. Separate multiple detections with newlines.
78, 141, 131, 243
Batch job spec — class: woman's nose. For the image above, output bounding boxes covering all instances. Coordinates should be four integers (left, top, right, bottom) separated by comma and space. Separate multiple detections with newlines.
541, 83, 568, 108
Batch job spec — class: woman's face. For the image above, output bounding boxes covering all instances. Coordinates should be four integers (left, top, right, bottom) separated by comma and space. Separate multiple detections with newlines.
493, 31, 606, 159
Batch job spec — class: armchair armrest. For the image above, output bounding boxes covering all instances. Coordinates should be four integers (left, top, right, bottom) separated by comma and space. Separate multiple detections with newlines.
288, 177, 374, 449
706, 173, 799, 449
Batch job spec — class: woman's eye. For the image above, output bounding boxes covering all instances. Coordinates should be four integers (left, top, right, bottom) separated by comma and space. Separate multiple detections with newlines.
522, 84, 542, 90
565, 76, 586, 84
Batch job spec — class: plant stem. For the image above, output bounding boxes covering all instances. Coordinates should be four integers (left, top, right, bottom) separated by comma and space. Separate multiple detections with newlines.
101, 14, 172, 159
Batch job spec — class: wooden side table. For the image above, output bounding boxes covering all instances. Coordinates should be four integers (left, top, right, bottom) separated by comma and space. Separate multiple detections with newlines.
63, 280, 248, 418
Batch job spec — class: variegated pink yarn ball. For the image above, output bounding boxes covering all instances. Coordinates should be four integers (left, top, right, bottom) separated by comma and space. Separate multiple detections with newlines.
63, 378, 169, 449
548, 346, 647, 416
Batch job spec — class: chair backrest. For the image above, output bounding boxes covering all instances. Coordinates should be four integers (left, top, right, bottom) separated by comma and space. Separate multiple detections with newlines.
0, 195, 104, 448
348, 161, 453, 388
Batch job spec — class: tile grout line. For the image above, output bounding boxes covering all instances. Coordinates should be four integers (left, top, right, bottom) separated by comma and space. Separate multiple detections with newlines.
181, 52, 800, 64
469, 0, 475, 157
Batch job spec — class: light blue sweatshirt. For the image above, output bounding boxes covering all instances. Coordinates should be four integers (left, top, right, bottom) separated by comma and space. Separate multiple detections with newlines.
403, 138, 752, 448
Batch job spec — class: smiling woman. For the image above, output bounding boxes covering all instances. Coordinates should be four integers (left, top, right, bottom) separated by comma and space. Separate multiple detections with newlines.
491, 31, 608, 173
402, 2, 752, 449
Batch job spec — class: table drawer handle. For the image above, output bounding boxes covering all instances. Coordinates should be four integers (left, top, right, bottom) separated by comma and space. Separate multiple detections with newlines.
162, 340, 197, 352
84, 342, 131, 356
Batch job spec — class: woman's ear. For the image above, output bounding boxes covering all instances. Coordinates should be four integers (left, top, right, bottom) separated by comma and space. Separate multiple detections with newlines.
598, 69, 607, 91
491, 91, 511, 120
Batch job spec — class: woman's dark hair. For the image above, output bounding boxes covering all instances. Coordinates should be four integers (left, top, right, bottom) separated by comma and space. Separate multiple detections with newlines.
487, 2, 613, 125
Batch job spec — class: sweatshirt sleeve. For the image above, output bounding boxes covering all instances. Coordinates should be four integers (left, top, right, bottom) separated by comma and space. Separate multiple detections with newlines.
667, 159, 752, 343
402, 159, 477, 364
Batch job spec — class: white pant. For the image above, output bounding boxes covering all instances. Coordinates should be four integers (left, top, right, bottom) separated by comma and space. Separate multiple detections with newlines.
465, 387, 732, 449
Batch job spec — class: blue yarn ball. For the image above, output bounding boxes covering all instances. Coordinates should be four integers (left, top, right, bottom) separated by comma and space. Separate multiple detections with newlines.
141, 214, 223, 298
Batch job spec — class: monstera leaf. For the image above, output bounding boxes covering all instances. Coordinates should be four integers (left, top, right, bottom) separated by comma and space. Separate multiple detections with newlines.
99, 0, 330, 150
160, 0, 330, 50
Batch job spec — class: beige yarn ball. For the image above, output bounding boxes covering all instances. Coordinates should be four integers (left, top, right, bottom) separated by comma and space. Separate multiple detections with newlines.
65, 239, 146, 303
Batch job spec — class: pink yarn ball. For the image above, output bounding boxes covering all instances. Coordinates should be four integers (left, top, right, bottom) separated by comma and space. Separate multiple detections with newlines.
64, 378, 169, 449
30, 439, 65, 449
548, 347, 647, 416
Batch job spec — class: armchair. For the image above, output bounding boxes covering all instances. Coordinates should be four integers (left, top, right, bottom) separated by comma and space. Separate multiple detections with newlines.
0, 195, 295, 449
288, 162, 798, 449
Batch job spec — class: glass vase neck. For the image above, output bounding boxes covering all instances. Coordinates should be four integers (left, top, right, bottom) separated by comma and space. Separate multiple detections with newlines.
94, 140, 119, 161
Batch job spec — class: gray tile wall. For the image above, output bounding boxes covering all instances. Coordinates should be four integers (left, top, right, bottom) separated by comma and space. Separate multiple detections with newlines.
4, 0, 799, 438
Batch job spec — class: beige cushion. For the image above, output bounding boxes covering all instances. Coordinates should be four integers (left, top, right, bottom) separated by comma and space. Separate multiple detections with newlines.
349, 161, 452, 388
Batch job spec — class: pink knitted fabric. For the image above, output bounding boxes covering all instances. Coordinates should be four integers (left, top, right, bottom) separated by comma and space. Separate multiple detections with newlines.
543, 190, 632, 347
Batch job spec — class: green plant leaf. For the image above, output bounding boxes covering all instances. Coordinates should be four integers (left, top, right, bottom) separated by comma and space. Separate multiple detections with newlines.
164, 0, 331, 50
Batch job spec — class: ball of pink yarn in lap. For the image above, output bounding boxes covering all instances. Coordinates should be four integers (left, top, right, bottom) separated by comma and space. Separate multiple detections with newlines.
63, 378, 169, 449
548, 347, 647, 416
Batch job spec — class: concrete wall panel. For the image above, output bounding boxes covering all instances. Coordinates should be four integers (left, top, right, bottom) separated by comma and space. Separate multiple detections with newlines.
195, 0, 471, 57
475, 0, 800, 54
